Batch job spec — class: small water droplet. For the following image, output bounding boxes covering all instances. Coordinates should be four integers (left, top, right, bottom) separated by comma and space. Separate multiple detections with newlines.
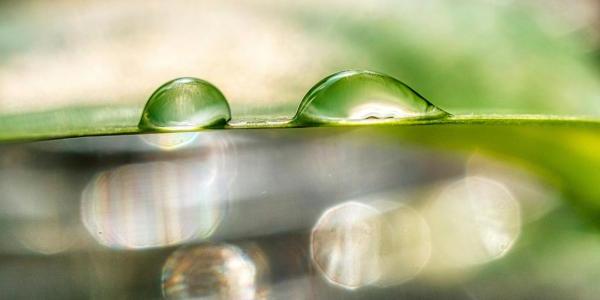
293, 70, 448, 125
139, 77, 231, 131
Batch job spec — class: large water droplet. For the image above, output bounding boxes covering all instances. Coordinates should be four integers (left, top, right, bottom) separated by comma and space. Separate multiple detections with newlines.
293, 70, 448, 125
139, 77, 231, 131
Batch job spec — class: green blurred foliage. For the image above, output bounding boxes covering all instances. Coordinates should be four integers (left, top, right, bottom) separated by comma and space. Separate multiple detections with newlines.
278, 0, 600, 115
0, 0, 599, 121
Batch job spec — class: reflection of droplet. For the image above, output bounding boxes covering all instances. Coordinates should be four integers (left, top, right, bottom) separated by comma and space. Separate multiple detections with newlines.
162, 244, 258, 300
81, 161, 224, 249
139, 132, 199, 150
311, 201, 431, 289
293, 70, 448, 125
425, 176, 521, 269
139, 77, 231, 132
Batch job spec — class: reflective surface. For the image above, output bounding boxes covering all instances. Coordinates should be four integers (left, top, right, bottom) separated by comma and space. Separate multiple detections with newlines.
0, 125, 597, 299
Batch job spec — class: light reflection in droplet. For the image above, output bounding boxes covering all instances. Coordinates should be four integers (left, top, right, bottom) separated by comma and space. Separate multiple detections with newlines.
348, 102, 421, 120
425, 176, 521, 269
311, 200, 431, 289
162, 244, 259, 300
139, 132, 199, 150
81, 161, 224, 249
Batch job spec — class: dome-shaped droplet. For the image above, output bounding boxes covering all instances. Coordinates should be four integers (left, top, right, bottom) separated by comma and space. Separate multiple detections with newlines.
139, 77, 231, 131
293, 70, 448, 125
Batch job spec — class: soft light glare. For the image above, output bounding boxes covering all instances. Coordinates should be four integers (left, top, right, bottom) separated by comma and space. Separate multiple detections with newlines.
139, 132, 199, 150
311, 201, 383, 289
15, 221, 77, 255
424, 176, 521, 270
81, 161, 223, 249
311, 200, 431, 289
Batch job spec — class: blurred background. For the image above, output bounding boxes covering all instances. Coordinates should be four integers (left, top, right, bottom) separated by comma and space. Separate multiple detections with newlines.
0, 0, 599, 119
1, 1, 600, 299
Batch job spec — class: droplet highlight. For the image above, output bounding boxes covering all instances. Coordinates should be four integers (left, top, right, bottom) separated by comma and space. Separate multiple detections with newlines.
139, 77, 231, 131
293, 70, 448, 125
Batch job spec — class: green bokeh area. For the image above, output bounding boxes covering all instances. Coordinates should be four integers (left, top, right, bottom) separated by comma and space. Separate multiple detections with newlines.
281, 1, 600, 115
0, 0, 599, 139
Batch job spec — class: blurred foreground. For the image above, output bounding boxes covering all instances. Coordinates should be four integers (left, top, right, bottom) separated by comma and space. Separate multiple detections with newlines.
0, 125, 598, 299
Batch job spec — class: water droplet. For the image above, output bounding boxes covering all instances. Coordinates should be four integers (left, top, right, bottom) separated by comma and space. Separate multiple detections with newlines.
139, 77, 231, 131
293, 70, 448, 125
